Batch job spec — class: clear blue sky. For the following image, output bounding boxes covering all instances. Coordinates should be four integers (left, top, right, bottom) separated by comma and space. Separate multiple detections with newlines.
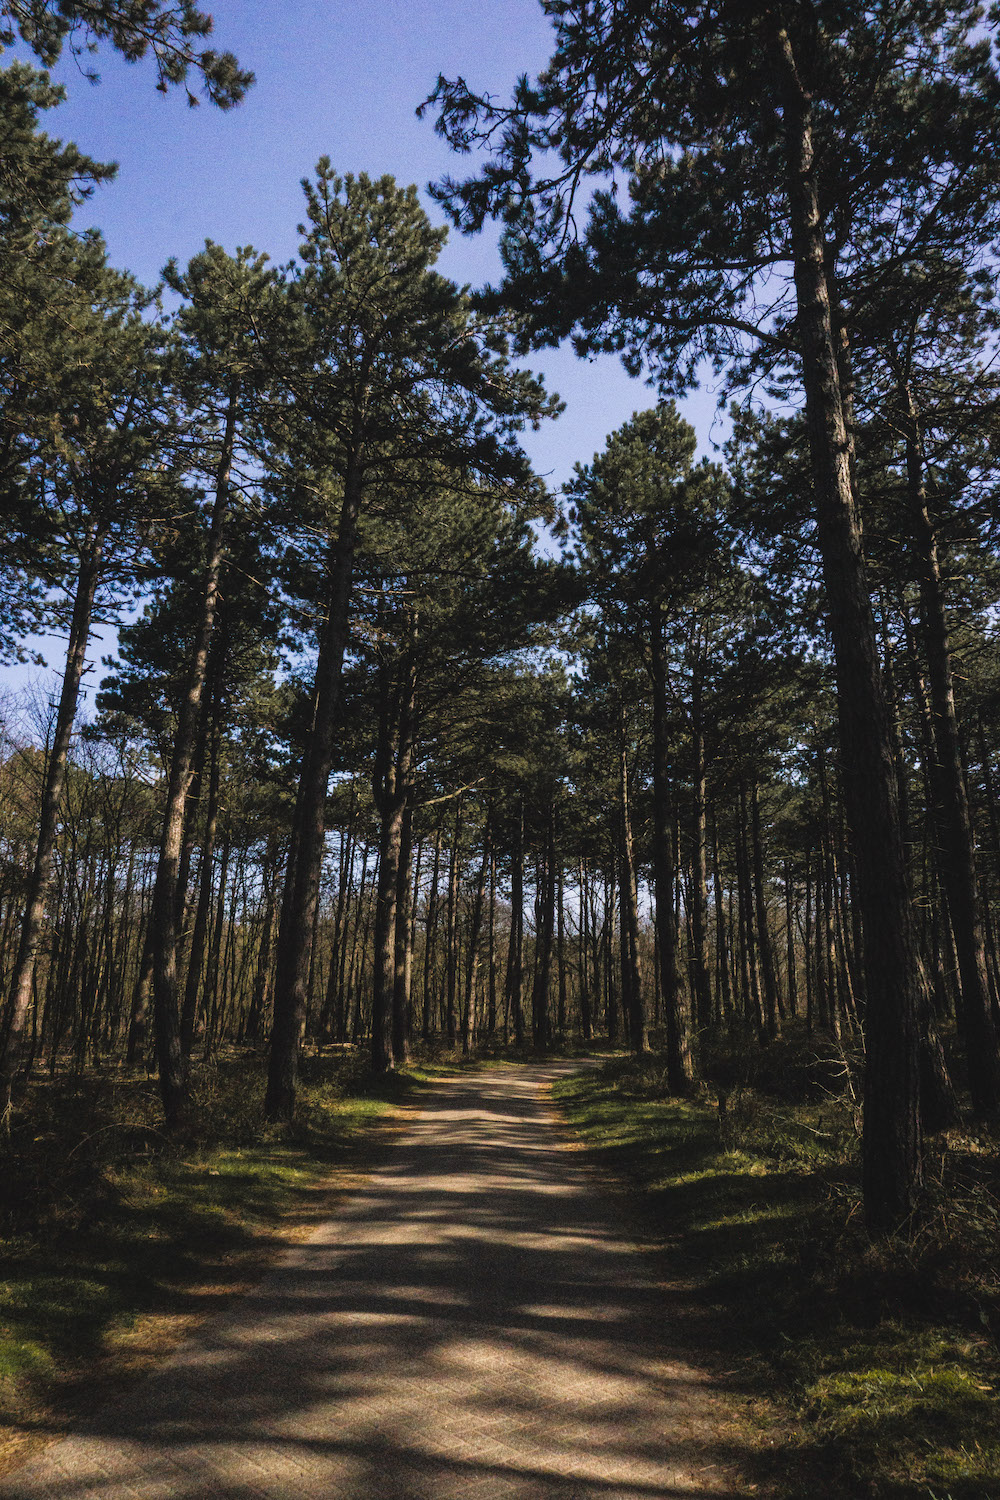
40, 0, 727, 487
5, 0, 729, 698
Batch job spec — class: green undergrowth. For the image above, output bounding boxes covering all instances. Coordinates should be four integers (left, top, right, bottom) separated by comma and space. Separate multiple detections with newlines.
0, 1049, 421, 1462
554, 1047, 1000, 1499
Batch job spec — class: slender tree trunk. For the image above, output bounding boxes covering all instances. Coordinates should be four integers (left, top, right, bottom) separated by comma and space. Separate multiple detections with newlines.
774, 25, 922, 1227
619, 720, 647, 1054
150, 395, 236, 1132
604, 873, 619, 1045
245, 843, 280, 1044
267, 459, 362, 1120
711, 814, 732, 1027
804, 854, 815, 1033
392, 800, 416, 1066
578, 857, 592, 1041
2, 536, 105, 1121
689, 683, 712, 1031
486, 848, 498, 1037
423, 824, 442, 1042
125, 926, 155, 1068
180, 719, 222, 1057
736, 784, 765, 1038
530, 803, 556, 1050
751, 783, 780, 1041
462, 818, 490, 1055
557, 861, 567, 1038
506, 803, 525, 1047
445, 798, 463, 1046
650, 615, 691, 1086
371, 636, 417, 1074
784, 861, 799, 1020
903, 388, 1000, 1113
203, 830, 232, 1056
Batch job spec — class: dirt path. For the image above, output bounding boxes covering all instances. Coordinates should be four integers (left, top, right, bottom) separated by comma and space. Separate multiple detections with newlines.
5, 1064, 753, 1499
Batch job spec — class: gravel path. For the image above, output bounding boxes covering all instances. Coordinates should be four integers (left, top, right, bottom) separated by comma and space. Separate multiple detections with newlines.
5, 1063, 750, 1499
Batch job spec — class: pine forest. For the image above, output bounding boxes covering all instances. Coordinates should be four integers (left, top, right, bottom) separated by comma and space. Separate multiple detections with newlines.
2, 3, 1000, 1497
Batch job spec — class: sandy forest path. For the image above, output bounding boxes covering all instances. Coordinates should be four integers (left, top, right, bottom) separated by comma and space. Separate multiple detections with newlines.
6, 1063, 753, 1499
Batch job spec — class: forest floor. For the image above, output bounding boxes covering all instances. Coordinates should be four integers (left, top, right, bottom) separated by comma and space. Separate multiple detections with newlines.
1, 1060, 777, 1499
0, 1052, 418, 1479
1, 1048, 997, 1498
553, 1049, 1000, 1499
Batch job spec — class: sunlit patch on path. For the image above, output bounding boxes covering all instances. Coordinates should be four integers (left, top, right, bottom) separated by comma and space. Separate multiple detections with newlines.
6, 1064, 750, 1499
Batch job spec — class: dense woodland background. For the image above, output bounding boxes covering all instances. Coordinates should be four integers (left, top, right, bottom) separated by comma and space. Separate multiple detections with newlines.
3, 0, 1000, 1256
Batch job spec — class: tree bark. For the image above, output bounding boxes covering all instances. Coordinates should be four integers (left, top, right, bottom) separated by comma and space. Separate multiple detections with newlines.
774, 24, 923, 1228
506, 802, 525, 1046
266, 457, 362, 1120
618, 719, 647, 1054
903, 386, 1000, 1114
462, 817, 490, 1055
371, 634, 417, 1074
445, 798, 463, 1046
150, 394, 236, 1131
423, 824, 442, 1041
751, 783, 780, 1041
2, 534, 105, 1122
180, 717, 222, 1057
392, 799, 416, 1066
689, 678, 713, 1030
530, 803, 556, 1050
650, 613, 692, 1087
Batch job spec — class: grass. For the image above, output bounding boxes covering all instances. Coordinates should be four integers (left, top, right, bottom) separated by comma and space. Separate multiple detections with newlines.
0, 1048, 423, 1473
553, 1041, 1000, 1500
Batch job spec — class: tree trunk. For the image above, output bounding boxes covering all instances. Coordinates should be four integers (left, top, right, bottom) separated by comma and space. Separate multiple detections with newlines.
423, 824, 442, 1041
371, 635, 417, 1074
506, 803, 525, 1047
689, 680, 712, 1030
180, 718, 222, 1057
904, 387, 1000, 1114
578, 857, 592, 1041
486, 848, 498, 1037
774, 24, 922, 1228
445, 798, 463, 1046
751, 783, 780, 1041
245, 840, 280, 1044
266, 459, 362, 1120
530, 803, 555, 1050
650, 614, 691, 1086
462, 818, 490, 1055
150, 395, 236, 1132
392, 800, 416, 1066
736, 784, 765, 1038
711, 813, 733, 1027
618, 719, 647, 1054
2, 535, 104, 1121
556, 860, 567, 1038
125, 926, 155, 1068
784, 860, 799, 1020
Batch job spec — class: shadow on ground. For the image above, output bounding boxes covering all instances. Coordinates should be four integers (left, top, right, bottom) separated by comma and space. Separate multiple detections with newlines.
4, 1065, 828, 1499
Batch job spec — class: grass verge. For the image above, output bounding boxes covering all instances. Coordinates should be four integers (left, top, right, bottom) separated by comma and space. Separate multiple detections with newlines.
0, 1049, 423, 1475
553, 1050, 1000, 1500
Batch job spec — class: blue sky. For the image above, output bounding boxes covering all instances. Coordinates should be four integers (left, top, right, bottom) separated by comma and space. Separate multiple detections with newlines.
39, 0, 727, 485
4, 0, 728, 698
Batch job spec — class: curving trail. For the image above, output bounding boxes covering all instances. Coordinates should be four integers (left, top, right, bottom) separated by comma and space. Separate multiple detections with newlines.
6, 1063, 750, 1499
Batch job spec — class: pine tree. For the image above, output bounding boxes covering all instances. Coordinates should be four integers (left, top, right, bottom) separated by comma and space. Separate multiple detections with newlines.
569, 404, 730, 1084
262, 165, 558, 1119
423, 0, 1000, 1229
0, 0, 251, 105
0, 249, 170, 1118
